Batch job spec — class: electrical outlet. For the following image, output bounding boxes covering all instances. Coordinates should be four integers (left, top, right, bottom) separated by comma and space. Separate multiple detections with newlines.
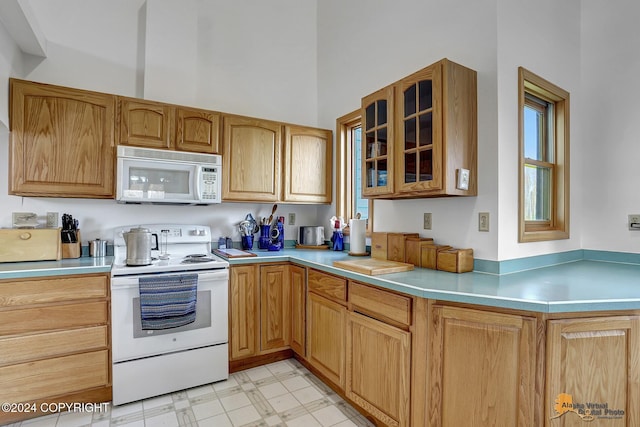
288, 213, 296, 225
479, 212, 490, 232
46, 212, 59, 228
629, 214, 640, 230
456, 168, 470, 191
423, 213, 432, 230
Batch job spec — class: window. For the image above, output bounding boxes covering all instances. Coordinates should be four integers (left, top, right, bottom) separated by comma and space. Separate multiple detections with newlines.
518, 67, 570, 242
336, 110, 373, 234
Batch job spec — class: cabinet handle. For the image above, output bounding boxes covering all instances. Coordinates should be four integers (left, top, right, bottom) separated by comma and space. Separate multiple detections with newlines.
19, 232, 32, 240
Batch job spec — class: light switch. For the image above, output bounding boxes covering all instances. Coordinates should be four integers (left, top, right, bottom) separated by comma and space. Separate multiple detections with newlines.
457, 169, 470, 191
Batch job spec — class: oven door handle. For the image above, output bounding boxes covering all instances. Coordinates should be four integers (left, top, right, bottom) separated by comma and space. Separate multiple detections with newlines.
111, 268, 229, 289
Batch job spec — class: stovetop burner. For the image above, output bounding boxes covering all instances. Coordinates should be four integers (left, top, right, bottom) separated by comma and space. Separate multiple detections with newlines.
181, 256, 217, 264
185, 254, 208, 258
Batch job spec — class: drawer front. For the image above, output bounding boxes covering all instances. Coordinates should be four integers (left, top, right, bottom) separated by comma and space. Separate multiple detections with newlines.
0, 325, 108, 366
0, 350, 109, 403
349, 281, 412, 327
0, 301, 108, 336
0, 275, 108, 308
308, 269, 347, 303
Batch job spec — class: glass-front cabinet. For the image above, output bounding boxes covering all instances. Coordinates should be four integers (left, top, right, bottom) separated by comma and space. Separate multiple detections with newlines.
397, 66, 442, 193
360, 58, 477, 199
361, 86, 394, 196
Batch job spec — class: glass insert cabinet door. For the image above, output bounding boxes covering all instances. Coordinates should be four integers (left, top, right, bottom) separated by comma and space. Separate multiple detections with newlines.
396, 65, 442, 192
361, 86, 394, 196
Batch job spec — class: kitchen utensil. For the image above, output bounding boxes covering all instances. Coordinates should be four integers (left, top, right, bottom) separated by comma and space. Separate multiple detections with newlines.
298, 226, 325, 246
89, 238, 108, 257
123, 227, 158, 266
267, 204, 278, 225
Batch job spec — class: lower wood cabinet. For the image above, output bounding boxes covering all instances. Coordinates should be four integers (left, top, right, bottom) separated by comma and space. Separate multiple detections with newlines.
290, 265, 306, 356
229, 265, 259, 360
0, 273, 111, 424
429, 305, 537, 427
260, 264, 291, 352
346, 312, 411, 427
546, 315, 640, 427
307, 291, 346, 388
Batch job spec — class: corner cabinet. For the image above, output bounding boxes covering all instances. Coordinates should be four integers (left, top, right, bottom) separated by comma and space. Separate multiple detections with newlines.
361, 58, 477, 199
9, 79, 116, 198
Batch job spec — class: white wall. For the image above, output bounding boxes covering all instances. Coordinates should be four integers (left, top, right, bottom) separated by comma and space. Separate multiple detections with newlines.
580, 0, 640, 253
495, 0, 583, 260
317, 0, 500, 260
0, 0, 322, 245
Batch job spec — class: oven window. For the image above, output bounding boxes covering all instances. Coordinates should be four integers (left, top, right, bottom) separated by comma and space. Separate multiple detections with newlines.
129, 167, 190, 195
132, 291, 212, 337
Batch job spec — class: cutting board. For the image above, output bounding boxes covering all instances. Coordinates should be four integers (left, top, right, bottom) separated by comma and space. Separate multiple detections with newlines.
333, 258, 414, 275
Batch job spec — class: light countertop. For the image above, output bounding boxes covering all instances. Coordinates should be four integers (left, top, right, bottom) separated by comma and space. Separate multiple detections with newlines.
2, 250, 640, 314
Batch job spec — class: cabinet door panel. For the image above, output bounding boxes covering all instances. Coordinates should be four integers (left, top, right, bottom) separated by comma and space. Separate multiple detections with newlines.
430, 306, 536, 427
546, 316, 640, 427
347, 312, 410, 427
9, 79, 115, 198
229, 265, 258, 360
283, 126, 332, 203
119, 98, 171, 149
260, 265, 290, 351
362, 86, 394, 197
0, 302, 108, 336
290, 265, 306, 356
175, 107, 220, 154
307, 292, 345, 388
222, 115, 282, 202
0, 275, 108, 307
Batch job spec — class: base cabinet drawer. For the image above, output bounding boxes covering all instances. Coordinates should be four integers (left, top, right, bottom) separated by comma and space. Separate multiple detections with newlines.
0, 326, 108, 366
0, 350, 109, 403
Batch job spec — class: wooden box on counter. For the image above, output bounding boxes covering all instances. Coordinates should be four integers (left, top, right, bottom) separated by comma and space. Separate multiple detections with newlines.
371, 232, 419, 261
437, 248, 474, 273
404, 237, 435, 266
0, 228, 61, 262
420, 244, 453, 269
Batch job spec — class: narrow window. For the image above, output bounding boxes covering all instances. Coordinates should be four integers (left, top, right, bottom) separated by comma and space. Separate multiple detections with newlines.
336, 110, 372, 234
518, 67, 570, 242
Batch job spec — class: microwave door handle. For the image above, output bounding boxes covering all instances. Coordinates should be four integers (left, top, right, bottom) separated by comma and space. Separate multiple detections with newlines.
194, 165, 202, 199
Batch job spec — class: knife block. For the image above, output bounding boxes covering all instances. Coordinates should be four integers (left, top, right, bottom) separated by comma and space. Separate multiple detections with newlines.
62, 230, 81, 259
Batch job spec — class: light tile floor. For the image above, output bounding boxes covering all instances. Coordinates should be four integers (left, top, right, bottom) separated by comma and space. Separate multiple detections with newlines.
8, 359, 375, 427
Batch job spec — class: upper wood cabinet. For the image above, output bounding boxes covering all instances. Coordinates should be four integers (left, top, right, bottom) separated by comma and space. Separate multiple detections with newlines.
283, 125, 332, 203
9, 79, 116, 198
222, 115, 332, 204
118, 97, 171, 149
222, 115, 282, 202
117, 99, 220, 154
362, 58, 477, 199
175, 106, 220, 154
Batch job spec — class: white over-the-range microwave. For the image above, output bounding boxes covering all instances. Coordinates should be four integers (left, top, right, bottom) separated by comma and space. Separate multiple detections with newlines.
116, 146, 222, 205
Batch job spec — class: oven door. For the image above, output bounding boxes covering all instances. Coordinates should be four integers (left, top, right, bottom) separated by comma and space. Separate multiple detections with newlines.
111, 269, 228, 363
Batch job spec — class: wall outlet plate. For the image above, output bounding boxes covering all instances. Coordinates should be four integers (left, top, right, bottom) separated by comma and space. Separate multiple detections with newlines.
288, 213, 296, 225
456, 168, 470, 191
423, 213, 432, 230
479, 212, 490, 232
46, 212, 59, 228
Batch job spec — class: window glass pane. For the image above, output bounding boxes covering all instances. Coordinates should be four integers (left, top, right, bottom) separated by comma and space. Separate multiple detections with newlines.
418, 80, 432, 111
377, 159, 388, 187
365, 104, 375, 130
377, 100, 387, 126
418, 112, 432, 146
404, 117, 416, 150
524, 164, 551, 221
524, 106, 543, 161
419, 149, 433, 181
404, 85, 416, 117
377, 128, 387, 156
352, 126, 368, 220
405, 152, 416, 183
365, 131, 375, 159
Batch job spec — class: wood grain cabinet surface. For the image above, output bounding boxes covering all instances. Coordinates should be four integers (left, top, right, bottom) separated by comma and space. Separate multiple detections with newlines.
289, 264, 306, 356
0, 273, 111, 424
118, 97, 172, 149
361, 58, 477, 199
546, 316, 640, 427
229, 265, 259, 360
9, 78, 116, 198
174, 106, 220, 154
429, 305, 537, 427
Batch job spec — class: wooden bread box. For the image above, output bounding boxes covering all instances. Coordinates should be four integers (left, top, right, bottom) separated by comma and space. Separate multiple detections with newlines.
436, 248, 474, 273
0, 228, 62, 262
